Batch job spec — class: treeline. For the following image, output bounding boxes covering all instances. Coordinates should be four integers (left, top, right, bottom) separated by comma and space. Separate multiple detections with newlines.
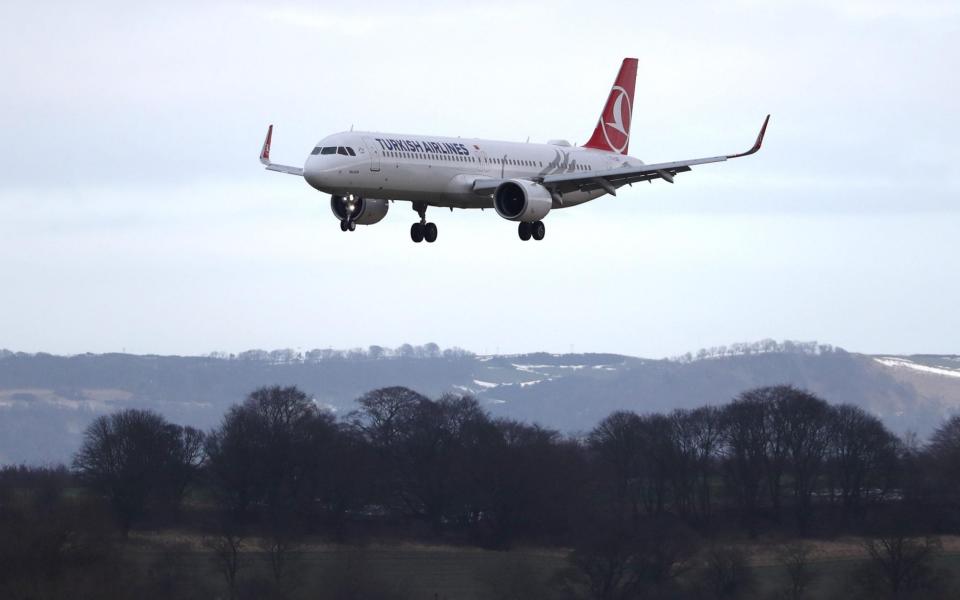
0, 343, 476, 365
671, 339, 843, 363
209, 343, 475, 363
3, 385, 960, 598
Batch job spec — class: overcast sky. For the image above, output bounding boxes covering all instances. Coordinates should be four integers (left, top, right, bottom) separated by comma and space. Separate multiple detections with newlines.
1, 1, 957, 358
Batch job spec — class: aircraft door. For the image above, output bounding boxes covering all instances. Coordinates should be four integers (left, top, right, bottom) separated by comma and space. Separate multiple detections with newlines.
361, 137, 381, 171
478, 150, 489, 174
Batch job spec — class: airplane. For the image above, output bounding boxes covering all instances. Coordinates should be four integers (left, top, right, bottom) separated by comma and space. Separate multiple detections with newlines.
259, 57, 769, 243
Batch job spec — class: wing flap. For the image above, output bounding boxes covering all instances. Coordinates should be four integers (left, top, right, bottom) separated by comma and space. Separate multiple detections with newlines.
540, 115, 769, 195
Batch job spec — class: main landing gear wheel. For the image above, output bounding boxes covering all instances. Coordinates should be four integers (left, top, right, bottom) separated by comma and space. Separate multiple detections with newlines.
518, 221, 545, 241
410, 222, 438, 243
531, 220, 545, 241
518, 222, 532, 241
423, 222, 438, 243
411, 223, 425, 243
410, 202, 436, 243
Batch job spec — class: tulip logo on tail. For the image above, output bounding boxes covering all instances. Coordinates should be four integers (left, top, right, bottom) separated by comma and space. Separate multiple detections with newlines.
601, 87, 632, 154
584, 58, 638, 155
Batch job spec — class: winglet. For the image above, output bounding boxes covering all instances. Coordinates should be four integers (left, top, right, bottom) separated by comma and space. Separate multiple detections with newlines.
260, 124, 273, 165
727, 114, 770, 159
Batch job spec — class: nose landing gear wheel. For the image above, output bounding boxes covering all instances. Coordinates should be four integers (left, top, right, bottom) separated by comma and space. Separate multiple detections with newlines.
423, 222, 438, 243
518, 222, 532, 241
340, 220, 349, 232
410, 222, 425, 243
348, 221, 356, 232
531, 220, 545, 241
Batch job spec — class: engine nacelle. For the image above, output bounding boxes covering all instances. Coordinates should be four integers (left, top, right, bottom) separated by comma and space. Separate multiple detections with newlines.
330, 196, 389, 225
493, 180, 552, 222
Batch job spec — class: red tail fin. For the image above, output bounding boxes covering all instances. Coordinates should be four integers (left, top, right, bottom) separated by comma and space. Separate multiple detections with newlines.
583, 58, 638, 155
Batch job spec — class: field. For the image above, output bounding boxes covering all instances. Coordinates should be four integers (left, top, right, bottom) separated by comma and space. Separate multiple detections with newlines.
120, 532, 960, 599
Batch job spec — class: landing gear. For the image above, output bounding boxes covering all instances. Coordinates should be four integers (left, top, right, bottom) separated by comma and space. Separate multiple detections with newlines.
424, 222, 438, 243
518, 222, 532, 241
410, 222, 425, 243
410, 203, 437, 243
531, 220, 545, 241
335, 194, 358, 232
518, 220, 545, 241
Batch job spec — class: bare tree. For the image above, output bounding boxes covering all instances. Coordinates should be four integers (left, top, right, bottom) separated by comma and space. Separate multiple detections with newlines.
856, 534, 946, 599
73, 409, 202, 533
775, 542, 817, 600
827, 405, 899, 514
721, 396, 769, 535
696, 545, 754, 600
588, 411, 644, 524
205, 530, 245, 600
778, 388, 831, 533
671, 407, 723, 520
259, 526, 302, 598
926, 415, 960, 501
564, 515, 697, 600
205, 386, 335, 529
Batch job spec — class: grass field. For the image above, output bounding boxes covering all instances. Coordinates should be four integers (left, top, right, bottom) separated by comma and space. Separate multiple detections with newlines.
120, 532, 960, 599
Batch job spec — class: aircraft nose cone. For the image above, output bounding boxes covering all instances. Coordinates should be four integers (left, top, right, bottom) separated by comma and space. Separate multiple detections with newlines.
303, 157, 326, 190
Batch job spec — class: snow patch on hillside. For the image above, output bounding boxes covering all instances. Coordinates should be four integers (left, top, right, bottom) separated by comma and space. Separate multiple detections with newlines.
875, 357, 960, 379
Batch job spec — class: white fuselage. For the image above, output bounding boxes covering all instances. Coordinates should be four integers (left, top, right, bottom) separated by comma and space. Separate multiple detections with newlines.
303, 132, 644, 209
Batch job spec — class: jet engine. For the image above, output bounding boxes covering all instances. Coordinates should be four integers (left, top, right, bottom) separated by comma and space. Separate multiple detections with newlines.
493, 180, 552, 222
330, 196, 389, 225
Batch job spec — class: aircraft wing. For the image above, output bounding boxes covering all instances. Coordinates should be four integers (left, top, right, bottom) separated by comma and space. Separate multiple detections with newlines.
473, 115, 769, 197
259, 125, 304, 176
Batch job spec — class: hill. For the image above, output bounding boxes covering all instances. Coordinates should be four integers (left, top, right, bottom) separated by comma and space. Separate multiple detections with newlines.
1, 343, 958, 464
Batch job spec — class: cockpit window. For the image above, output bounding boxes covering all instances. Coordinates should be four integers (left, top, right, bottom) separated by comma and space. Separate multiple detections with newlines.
320, 146, 336, 155
346, 147, 356, 156
337, 147, 348, 155
311, 147, 322, 155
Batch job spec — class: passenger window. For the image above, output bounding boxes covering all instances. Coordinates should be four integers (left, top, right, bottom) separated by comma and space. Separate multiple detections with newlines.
321, 147, 336, 155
